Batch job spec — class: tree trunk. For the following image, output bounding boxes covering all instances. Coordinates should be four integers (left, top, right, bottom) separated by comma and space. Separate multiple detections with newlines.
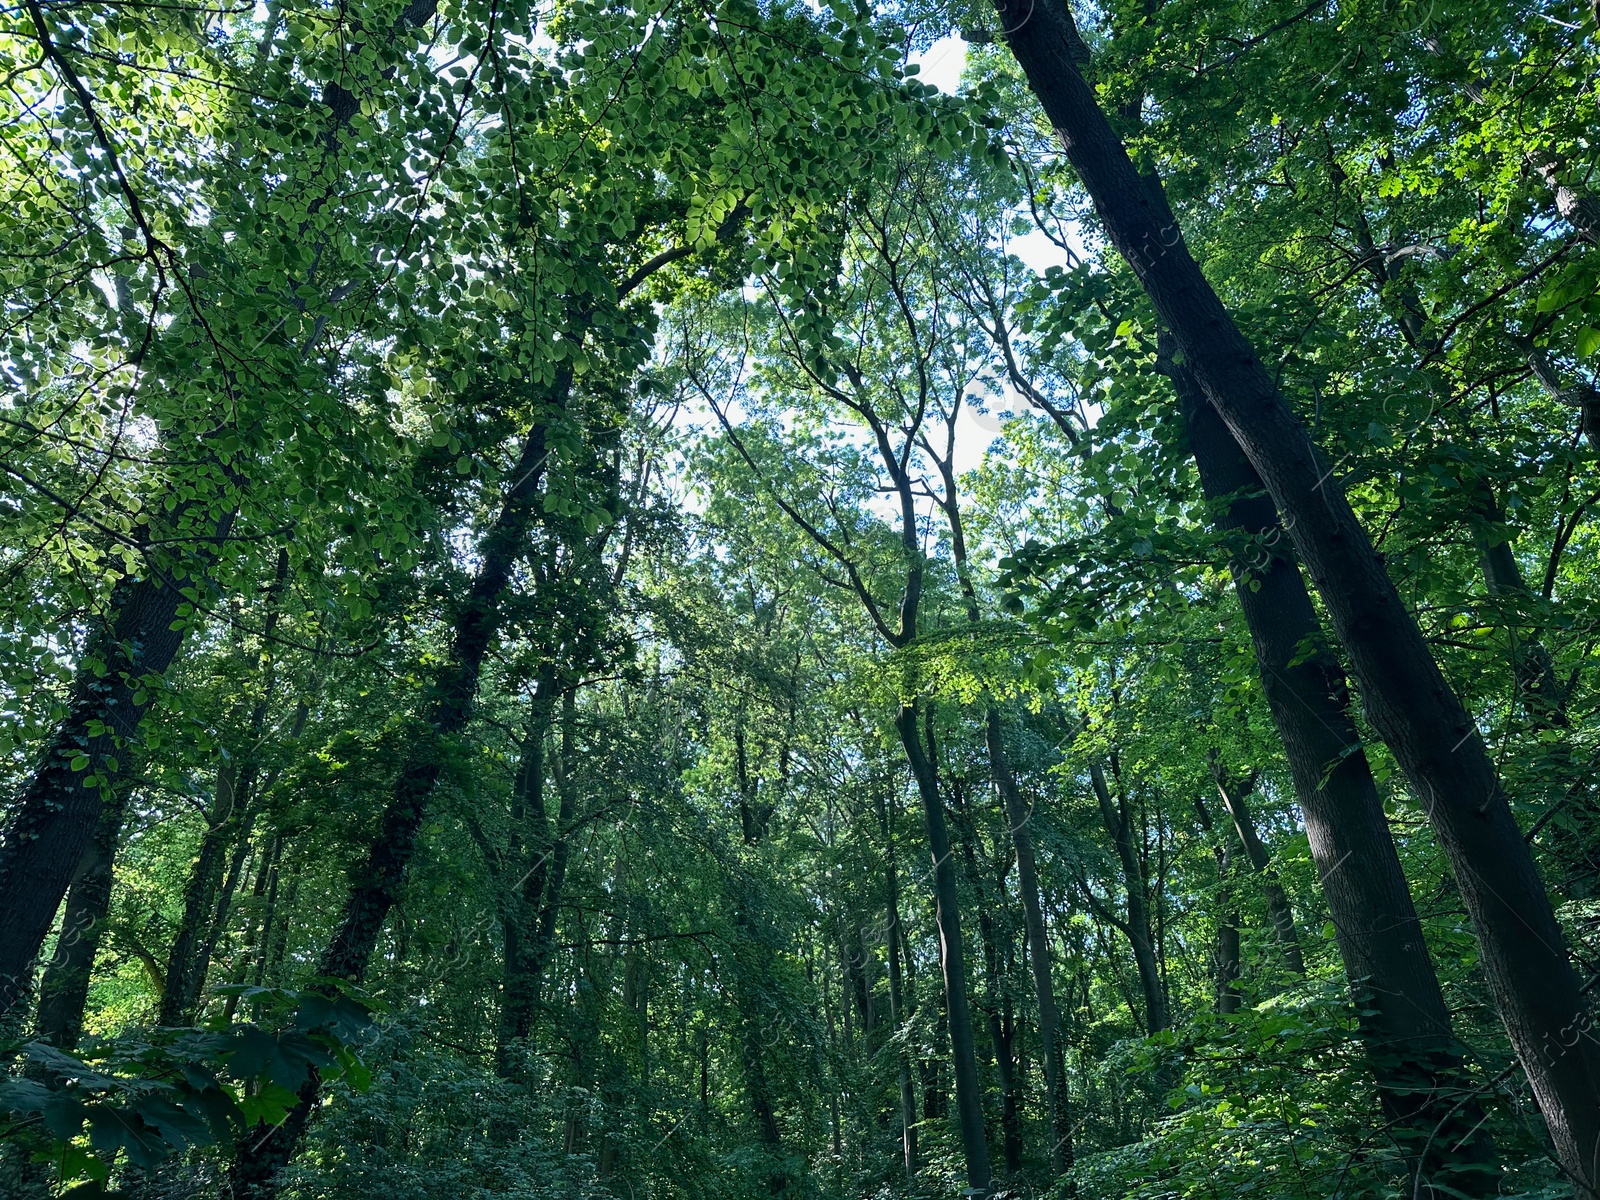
1088, 762, 1167, 1034
994, 10, 1600, 1189
931, 430, 1076, 1180
161, 758, 253, 1025
0, 522, 229, 1023
879, 797, 920, 1178
1465, 479, 1597, 892
34, 790, 130, 1049
1174, 324, 1502, 1184
191, 802, 258, 1014
318, 423, 555, 988
252, 839, 282, 982
496, 698, 553, 1077
261, 865, 296, 990
228, 385, 564, 1198
1205, 756, 1305, 977
988, 714, 1076, 1177
725, 696, 789, 1192
896, 701, 992, 1193
953, 789, 1024, 1178
223, 835, 282, 1023
1192, 796, 1241, 1015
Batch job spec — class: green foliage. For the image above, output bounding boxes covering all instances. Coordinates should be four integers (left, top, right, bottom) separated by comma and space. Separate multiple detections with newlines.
1, 987, 376, 1187
4, 0, 1600, 1197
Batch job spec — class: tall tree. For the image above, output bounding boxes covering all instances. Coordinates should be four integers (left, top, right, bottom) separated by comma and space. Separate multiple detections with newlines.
991, 5, 1600, 1188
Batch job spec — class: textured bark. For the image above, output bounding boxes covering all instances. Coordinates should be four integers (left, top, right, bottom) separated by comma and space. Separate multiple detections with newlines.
34, 791, 129, 1049
995, 8, 1599, 1188
0, 520, 229, 1023
1528, 348, 1600, 453
1177, 345, 1497, 1184
1532, 162, 1600, 246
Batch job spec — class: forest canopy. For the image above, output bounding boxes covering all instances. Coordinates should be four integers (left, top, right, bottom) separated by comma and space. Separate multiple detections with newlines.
2, 0, 1599, 1197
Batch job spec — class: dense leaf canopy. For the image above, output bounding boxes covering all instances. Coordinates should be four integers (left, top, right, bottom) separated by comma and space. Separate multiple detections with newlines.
1, 0, 1598, 1197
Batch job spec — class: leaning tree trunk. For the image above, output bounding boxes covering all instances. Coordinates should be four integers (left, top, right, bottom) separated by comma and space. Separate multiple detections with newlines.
1204, 757, 1305, 977
1175, 337, 1497, 1184
34, 790, 131, 1049
994, 8, 1600, 1189
227, 382, 565, 1199
0, 520, 230, 1025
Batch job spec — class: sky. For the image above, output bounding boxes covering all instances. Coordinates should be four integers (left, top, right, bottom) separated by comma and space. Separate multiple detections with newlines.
907, 34, 1076, 475
669, 29, 1081, 496
909, 32, 969, 94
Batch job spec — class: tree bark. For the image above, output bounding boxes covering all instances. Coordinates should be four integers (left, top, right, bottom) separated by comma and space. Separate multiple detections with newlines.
952, 785, 1024, 1178
34, 790, 130, 1049
0, 521, 230, 1024
1191, 797, 1240, 1015
879, 796, 920, 1178
995, 9, 1600, 1189
929, 427, 1076, 1180
496, 700, 553, 1077
1175, 339, 1498, 1183
161, 757, 254, 1025
988, 714, 1076, 1177
1088, 762, 1167, 1034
